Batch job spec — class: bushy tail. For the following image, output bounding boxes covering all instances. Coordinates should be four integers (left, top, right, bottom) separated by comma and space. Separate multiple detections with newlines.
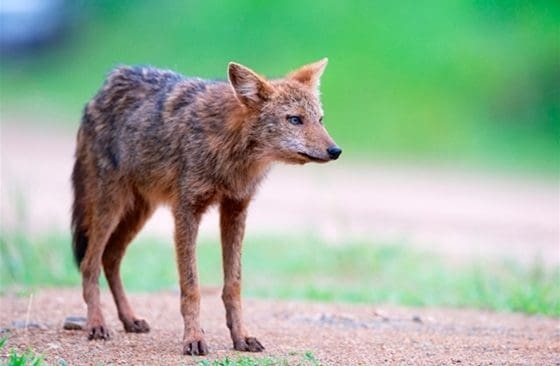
71, 146, 89, 268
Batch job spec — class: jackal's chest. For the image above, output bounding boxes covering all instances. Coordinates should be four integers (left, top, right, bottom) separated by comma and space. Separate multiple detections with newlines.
211, 174, 260, 202
224, 162, 271, 199
193, 167, 267, 204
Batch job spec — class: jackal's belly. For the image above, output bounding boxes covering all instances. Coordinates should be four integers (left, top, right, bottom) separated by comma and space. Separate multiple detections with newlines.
128, 163, 179, 205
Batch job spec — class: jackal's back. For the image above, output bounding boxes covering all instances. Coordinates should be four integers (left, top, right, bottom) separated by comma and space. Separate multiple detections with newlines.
72, 66, 206, 265
80, 66, 182, 167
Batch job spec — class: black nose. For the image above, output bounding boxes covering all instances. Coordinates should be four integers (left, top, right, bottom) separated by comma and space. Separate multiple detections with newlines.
327, 146, 342, 160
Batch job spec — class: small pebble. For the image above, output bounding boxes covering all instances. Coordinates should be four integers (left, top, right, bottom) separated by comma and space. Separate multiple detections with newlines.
47, 342, 61, 349
63, 316, 87, 330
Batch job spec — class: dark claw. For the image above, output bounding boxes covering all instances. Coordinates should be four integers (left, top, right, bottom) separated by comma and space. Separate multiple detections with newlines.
124, 318, 150, 333
234, 337, 265, 352
183, 339, 209, 356
87, 325, 111, 340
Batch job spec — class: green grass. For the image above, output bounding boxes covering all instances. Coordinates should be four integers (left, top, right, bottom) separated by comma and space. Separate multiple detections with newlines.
196, 351, 320, 366
1, 230, 558, 316
0, 338, 44, 366
0, 339, 68, 366
1, 1, 558, 173
197, 357, 283, 366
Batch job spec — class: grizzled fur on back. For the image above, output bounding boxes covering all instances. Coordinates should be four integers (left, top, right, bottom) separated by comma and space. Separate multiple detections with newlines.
73, 67, 261, 265
72, 63, 336, 266
71, 60, 339, 353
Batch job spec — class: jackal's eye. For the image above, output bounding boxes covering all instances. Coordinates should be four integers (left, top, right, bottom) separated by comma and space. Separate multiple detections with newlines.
319, 116, 323, 124
287, 115, 303, 125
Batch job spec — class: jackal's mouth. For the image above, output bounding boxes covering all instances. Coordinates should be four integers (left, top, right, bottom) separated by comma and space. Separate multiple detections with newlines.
297, 152, 329, 163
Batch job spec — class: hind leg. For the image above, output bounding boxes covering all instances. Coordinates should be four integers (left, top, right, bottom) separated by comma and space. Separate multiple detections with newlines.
102, 196, 153, 333
81, 196, 125, 340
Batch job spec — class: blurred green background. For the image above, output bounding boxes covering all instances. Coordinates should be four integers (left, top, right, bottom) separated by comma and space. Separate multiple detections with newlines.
1, 0, 558, 171
1, 1, 559, 317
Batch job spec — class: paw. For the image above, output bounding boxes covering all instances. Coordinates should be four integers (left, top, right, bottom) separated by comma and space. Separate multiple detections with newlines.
124, 318, 150, 333
87, 325, 111, 340
234, 337, 265, 352
183, 338, 209, 356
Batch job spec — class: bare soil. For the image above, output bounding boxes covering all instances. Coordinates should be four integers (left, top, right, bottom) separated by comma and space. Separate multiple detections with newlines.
1, 289, 559, 365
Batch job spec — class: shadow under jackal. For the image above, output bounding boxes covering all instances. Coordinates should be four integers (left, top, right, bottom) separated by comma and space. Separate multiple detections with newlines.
71, 59, 341, 355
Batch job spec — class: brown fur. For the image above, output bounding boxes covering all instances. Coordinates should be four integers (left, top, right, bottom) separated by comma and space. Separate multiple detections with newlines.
71, 59, 340, 355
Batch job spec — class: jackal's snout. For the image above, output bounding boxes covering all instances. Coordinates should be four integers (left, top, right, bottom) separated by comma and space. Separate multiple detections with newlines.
327, 146, 342, 160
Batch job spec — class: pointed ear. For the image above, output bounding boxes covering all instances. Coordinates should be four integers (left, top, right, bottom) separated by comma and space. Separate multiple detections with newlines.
228, 62, 274, 108
287, 58, 328, 91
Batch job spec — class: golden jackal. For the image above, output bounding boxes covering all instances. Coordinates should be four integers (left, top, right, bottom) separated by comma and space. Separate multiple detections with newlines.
71, 59, 341, 355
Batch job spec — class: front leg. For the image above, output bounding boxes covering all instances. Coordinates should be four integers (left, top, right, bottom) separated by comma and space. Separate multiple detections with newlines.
173, 203, 208, 356
220, 197, 264, 352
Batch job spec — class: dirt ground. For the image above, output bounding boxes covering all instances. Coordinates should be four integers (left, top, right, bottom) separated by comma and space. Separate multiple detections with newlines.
1, 289, 559, 365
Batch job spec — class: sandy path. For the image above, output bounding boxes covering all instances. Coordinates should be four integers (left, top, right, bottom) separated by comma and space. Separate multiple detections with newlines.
1, 123, 558, 266
1, 289, 559, 365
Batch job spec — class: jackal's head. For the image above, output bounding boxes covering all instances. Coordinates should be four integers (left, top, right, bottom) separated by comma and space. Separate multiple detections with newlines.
228, 59, 341, 164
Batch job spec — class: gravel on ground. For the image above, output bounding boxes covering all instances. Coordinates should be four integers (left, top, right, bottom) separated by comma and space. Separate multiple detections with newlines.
1, 289, 559, 365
